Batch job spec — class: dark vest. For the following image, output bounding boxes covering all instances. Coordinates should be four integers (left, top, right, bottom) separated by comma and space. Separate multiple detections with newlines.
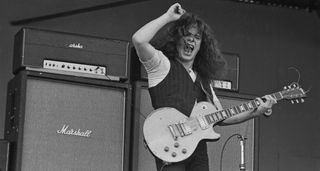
149, 60, 208, 117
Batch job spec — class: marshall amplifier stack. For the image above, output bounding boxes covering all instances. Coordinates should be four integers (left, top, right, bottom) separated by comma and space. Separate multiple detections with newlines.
4, 28, 133, 171
13, 27, 131, 82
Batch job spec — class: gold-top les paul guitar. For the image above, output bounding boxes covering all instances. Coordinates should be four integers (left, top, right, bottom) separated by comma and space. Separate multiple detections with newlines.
143, 83, 306, 163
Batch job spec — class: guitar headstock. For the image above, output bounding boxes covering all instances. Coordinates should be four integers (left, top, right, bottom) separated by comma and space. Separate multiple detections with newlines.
281, 83, 307, 104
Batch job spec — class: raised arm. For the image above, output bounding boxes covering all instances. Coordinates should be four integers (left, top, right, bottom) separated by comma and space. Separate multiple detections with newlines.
131, 3, 185, 62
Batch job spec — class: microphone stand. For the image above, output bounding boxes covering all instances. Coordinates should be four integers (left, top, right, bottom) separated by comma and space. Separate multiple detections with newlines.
238, 135, 246, 171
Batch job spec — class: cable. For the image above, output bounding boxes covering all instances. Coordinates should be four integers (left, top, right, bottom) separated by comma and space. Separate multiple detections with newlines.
219, 133, 243, 171
159, 164, 166, 171
159, 162, 170, 171
288, 67, 301, 85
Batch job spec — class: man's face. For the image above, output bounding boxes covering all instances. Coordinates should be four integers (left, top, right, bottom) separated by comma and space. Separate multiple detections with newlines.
177, 26, 202, 63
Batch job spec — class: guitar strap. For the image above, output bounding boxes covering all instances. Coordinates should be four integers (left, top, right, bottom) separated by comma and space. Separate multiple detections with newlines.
200, 81, 223, 111
209, 82, 223, 110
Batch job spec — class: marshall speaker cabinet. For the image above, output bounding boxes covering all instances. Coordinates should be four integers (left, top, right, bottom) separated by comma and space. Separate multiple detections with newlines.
13, 27, 131, 82
131, 81, 257, 171
5, 70, 132, 171
0, 140, 10, 171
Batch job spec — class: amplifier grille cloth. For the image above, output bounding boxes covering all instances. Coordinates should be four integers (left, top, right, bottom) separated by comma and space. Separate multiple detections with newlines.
21, 79, 125, 171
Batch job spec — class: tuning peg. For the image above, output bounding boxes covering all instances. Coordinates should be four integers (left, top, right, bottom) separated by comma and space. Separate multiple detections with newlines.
295, 99, 299, 103
301, 99, 305, 103
284, 86, 287, 90
291, 100, 294, 104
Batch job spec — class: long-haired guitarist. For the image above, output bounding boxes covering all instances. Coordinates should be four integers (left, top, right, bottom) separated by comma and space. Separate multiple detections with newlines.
132, 3, 277, 171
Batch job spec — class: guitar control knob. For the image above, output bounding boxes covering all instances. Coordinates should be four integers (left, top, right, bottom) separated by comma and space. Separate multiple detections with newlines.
182, 148, 187, 154
174, 142, 180, 148
164, 146, 169, 152
171, 152, 177, 157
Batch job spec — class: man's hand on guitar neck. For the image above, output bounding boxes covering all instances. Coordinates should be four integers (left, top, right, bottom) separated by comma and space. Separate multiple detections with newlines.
255, 95, 277, 116
221, 94, 277, 125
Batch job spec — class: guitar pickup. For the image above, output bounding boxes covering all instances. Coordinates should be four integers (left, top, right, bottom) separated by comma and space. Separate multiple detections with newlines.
197, 116, 210, 130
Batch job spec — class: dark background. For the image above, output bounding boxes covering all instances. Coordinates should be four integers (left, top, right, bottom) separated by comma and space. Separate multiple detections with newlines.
0, 0, 319, 170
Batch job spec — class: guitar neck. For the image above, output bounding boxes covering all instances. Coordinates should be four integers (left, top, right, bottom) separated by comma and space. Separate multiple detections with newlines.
204, 91, 284, 124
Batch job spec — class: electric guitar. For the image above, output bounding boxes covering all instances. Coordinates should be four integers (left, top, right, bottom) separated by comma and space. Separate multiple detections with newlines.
143, 83, 306, 163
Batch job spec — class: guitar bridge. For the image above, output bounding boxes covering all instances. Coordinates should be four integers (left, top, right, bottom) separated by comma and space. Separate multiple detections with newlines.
168, 125, 178, 140
168, 121, 192, 140
180, 121, 192, 135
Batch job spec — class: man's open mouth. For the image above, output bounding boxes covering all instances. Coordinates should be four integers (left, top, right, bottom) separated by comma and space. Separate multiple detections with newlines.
184, 41, 194, 54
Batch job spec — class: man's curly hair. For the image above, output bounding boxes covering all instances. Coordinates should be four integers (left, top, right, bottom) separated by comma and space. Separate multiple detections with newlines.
151, 12, 227, 84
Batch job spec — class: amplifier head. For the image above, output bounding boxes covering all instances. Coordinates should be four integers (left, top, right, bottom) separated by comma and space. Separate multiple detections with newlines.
13, 27, 131, 82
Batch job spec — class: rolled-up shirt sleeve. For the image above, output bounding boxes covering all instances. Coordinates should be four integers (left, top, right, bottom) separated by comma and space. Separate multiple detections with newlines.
140, 50, 170, 88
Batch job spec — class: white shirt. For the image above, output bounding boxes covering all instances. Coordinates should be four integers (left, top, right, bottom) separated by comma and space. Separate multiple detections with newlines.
140, 50, 196, 88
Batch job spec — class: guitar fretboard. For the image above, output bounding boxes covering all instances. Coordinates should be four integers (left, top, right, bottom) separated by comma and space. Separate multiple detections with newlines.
204, 92, 283, 124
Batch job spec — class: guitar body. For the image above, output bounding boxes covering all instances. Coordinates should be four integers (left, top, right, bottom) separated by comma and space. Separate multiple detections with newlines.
143, 102, 221, 163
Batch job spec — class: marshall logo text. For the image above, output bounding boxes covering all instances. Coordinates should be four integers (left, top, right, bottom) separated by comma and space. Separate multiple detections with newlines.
57, 124, 92, 138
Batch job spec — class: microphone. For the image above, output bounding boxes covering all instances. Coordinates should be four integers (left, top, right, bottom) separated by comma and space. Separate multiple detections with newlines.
239, 135, 246, 171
